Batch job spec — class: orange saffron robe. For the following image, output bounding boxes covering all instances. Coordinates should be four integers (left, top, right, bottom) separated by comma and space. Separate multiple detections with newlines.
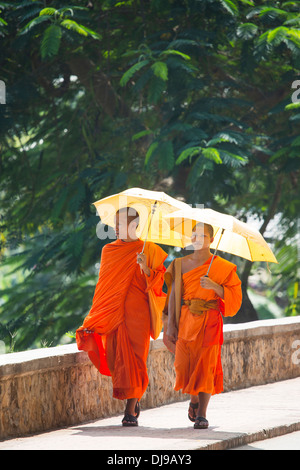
174, 255, 242, 396
76, 239, 167, 400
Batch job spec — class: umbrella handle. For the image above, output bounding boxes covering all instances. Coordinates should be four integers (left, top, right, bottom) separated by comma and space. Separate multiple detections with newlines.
204, 228, 225, 277
141, 201, 158, 254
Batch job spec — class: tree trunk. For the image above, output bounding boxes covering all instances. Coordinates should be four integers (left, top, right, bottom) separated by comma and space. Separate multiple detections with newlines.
231, 174, 284, 323
68, 56, 132, 119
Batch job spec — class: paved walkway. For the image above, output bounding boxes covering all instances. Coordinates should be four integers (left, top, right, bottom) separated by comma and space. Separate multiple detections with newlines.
1, 377, 299, 451
230, 430, 300, 450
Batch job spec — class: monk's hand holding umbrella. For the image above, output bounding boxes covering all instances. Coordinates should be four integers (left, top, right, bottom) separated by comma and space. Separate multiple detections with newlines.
137, 252, 150, 276
200, 275, 224, 299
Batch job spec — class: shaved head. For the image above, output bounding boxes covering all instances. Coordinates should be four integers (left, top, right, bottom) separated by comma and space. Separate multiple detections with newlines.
115, 207, 140, 241
192, 222, 214, 238
116, 207, 139, 227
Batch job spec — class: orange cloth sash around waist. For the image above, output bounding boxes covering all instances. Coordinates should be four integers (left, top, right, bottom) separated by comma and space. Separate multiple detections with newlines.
183, 298, 219, 315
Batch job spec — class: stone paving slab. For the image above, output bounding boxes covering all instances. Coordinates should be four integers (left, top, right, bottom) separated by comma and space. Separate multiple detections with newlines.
230, 430, 300, 450
1, 377, 299, 451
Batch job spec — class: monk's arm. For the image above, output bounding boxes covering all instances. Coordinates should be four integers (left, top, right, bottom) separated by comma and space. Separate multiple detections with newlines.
222, 270, 242, 317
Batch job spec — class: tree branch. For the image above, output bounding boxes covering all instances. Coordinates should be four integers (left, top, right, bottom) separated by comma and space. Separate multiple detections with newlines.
68, 56, 132, 119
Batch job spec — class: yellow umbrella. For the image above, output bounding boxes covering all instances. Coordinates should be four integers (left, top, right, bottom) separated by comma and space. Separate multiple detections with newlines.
164, 207, 278, 274
93, 187, 191, 251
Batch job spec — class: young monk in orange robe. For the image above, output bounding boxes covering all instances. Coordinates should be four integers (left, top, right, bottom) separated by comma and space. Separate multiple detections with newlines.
163, 223, 242, 429
76, 207, 167, 426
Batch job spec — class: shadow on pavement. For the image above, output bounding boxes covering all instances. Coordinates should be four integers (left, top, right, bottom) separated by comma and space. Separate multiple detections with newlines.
72, 424, 243, 442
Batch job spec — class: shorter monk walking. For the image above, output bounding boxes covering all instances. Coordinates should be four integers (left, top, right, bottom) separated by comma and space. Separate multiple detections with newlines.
163, 222, 242, 429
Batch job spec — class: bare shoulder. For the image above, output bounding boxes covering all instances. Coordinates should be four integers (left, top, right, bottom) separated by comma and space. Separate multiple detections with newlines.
180, 254, 194, 273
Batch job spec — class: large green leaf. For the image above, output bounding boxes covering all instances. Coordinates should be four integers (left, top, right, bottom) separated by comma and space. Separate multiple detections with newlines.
120, 59, 150, 86
151, 61, 168, 81
19, 14, 52, 35
60, 19, 101, 38
219, 0, 239, 16
236, 22, 258, 40
41, 23, 62, 59
176, 146, 202, 165
39, 7, 57, 16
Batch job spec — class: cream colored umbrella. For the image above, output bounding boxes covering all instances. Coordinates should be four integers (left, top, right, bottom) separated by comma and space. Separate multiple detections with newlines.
164, 207, 278, 274
93, 187, 192, 251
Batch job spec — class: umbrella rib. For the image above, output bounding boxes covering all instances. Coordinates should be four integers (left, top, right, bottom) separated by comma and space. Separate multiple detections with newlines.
246, 237, 253, 262
205, 228, 225, 276
141, 200, 158, 254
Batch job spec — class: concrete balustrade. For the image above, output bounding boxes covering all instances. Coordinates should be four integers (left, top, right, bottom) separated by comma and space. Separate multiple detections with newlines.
1, 317, 300, 440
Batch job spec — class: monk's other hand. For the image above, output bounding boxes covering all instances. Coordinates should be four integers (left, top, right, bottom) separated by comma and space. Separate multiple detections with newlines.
163, 333, 176, 354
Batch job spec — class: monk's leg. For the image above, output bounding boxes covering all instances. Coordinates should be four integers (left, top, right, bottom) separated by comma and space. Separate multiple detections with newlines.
125, 398, 139, 416
122, 398, 140, 426
189, 394, 199, 421
197, 392, 211, 418
189, 392, 211, 420
194, 392, 211, 428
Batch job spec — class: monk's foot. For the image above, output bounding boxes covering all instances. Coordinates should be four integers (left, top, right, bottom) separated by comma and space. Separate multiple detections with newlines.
188, 401, 199, 422
122, 401, 140, 426
194, 416, 209, 429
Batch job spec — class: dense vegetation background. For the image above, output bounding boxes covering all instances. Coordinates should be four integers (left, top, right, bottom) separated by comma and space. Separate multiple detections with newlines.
0, 0, 299, 352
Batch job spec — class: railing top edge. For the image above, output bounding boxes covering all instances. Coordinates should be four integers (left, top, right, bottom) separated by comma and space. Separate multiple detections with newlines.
0, 316, 299, 374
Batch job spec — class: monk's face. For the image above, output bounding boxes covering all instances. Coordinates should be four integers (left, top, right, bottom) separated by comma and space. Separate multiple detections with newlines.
191, 224, 213, 251
115, 212, 138, 240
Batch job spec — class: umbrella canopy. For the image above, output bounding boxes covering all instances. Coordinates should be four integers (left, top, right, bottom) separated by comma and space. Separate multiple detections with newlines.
93, 187, 191, 249
164, 207, 278, 264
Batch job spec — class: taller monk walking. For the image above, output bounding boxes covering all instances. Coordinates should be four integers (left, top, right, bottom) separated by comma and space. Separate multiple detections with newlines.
163, 222, 242, 429
76, 207, 167, 426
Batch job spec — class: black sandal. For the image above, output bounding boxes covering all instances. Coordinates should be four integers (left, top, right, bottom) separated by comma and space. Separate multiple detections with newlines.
194, 416, 209, 429
122, 401, 140, 427
135, 401, 140, 419
122, 413, 138, 427
188, 402, 199, 422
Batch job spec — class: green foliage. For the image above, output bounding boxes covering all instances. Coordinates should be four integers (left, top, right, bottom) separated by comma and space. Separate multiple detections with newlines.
120, 60, 150, 86
0, 0, 300, 350
18, 3, 100, 60
41, 24, 62, 59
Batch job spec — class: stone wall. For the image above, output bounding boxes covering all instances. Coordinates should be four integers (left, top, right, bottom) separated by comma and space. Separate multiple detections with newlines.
1, 317, 300, 440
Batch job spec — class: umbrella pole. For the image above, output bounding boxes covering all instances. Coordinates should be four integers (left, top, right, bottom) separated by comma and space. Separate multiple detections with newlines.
141, 201, 158, 254
205, 228, 225, 277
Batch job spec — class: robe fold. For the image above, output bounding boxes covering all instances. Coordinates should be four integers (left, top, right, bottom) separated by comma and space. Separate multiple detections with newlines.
164, 255, 242, 396
76, 238, 167, 400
